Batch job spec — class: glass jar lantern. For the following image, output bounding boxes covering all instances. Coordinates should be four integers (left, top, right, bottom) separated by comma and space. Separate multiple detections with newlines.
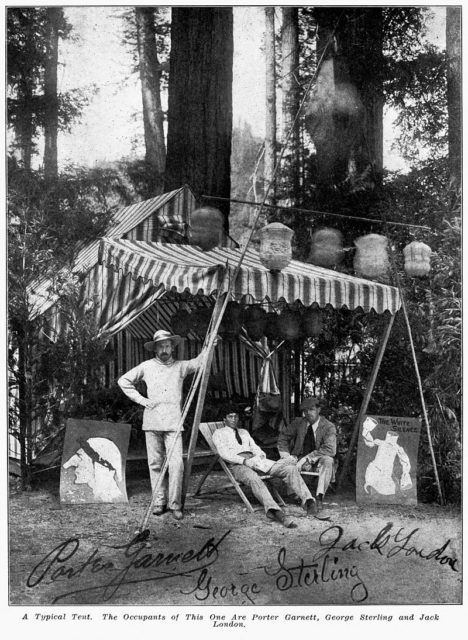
257, 223, 294, 272
403, 241, 431, 277
354, 234, 390, 280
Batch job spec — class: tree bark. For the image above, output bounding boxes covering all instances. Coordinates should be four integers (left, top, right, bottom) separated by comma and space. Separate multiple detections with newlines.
16, 322, 33, 490
309, 8, 383, 188
135, 7, 166, 195
281, 7, 300, 201
446, 6, 461, 193
344, 8, 384, 179
44, 7, 61, 182
165, 8, 233, 231
16, 10, 35, 173
264, 7, 277, 204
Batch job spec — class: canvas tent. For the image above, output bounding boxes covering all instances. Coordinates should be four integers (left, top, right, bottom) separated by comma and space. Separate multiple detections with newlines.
28, 185, 402, 488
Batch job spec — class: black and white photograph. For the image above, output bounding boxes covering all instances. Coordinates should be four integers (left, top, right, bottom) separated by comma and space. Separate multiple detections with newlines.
6, 0, 462, 625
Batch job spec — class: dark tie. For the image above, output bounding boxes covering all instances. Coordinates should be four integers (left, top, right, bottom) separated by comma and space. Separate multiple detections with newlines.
302, 425, 316, 456
234, 428, 242, 445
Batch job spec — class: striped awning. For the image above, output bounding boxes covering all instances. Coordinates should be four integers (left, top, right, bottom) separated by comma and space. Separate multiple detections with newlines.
99, 237, 401, 315
27, 185, 195, 320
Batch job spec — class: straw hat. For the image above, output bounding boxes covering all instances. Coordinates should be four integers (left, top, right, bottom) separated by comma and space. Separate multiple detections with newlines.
144, 329, 182, 352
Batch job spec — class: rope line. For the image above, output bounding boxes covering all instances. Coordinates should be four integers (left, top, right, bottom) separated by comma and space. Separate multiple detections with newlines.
202, 195, 432, 232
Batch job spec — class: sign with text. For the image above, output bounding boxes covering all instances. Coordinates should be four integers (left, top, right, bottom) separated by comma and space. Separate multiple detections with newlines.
356, 415, 421, 505
60, 419, 131, 504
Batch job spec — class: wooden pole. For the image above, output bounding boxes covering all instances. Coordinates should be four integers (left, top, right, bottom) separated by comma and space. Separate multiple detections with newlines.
399, 293, 444, 504
337, 312, 395, 488
182, 294, 226, 505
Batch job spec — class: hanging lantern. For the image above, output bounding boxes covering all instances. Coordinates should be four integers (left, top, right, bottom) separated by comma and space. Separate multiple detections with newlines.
264, 312, 280, 341
219, 302, 242, 340
302, 307, 323, 337
257, 223, 294, 272
189, 207, 224, 251
278, 309, 302, 342
309, 228, 344, 268
403, 241, 431, 277
171, 309, 191, 337
354, 234, 390, 280
244, 305, 266, 342
192, 307, 212, 336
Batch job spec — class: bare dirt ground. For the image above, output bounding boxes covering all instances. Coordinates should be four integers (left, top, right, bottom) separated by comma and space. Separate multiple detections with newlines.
9, 468, 462, 607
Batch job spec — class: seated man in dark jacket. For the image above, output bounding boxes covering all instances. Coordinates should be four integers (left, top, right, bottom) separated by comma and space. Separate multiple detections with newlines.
277, 397, 336, 512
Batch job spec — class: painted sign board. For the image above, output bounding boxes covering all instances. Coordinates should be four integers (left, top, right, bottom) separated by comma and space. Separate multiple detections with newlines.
60, 418, 131, 504
356, 415, 421, 505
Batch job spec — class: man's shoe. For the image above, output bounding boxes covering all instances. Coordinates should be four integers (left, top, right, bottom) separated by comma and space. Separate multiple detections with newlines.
315, 496, 331, 517
267, 509, 297, 529
304, 497, 317, 516
153, 505, 166, 516
172, 509, 184, 521
315, 493, 324, 512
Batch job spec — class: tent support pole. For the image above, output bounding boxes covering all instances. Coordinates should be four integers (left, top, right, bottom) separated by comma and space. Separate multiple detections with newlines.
337, 313, 395, 489
182, 295, 225, 506
282, 345, 291, 424
399, 290, 444, 505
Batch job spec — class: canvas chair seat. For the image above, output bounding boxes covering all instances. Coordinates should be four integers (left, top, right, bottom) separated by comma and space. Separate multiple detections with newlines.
193, 422, 286, 513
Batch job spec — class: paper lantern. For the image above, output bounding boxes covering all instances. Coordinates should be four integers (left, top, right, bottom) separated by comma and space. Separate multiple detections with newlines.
171, 309, 191, 337
257, 222, 294, 272
244, 305, 266, 342
309, 228, 344, 267
264, 312, 280, 341
278, 309, 302, 342
189, 207, 224, 251
403, 241, 431, 277
219, 302, 242, 340
302, 307, 323, 337
354, 234, 390, 280
192, 308, 212, 336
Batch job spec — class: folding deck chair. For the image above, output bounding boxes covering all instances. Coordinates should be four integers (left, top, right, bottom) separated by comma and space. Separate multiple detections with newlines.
193, 421, 286, 513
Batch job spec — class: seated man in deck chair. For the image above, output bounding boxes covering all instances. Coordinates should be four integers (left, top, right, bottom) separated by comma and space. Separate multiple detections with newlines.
277, 397, 337, 514
212, 406, 316, 528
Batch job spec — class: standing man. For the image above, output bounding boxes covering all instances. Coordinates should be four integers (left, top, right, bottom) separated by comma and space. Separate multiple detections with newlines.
118, 329, 207, 520
213, 407, 316, 527
277, 397, 336, 512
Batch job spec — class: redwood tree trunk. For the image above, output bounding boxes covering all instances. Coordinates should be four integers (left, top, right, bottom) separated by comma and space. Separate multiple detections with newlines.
342, 8, 384, 178
165, 8, 233, 231
17, 11, 35, 173
446, 6, 461, 193
281, 7, 300, 201
44, 7, 61, 181
16, 323, 33, 490
135, 7, 166, 195
264, 7, 277, 204
310, 8, 384, 188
